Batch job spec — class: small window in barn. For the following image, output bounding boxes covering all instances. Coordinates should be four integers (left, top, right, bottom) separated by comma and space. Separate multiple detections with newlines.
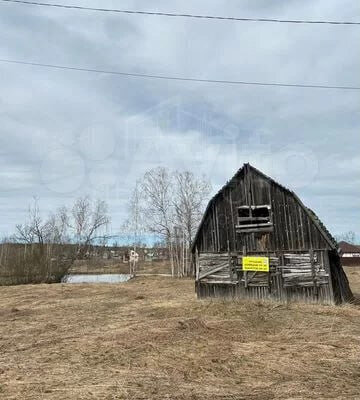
238, 206, 250, 218
236, 205, 272, 232
252, 206, 270, 219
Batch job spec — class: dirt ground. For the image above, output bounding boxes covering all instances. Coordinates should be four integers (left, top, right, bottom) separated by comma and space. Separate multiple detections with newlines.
0, 268, 360, 399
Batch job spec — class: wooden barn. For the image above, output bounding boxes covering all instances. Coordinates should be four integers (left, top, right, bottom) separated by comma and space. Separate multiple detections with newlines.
192, 163, 353, 304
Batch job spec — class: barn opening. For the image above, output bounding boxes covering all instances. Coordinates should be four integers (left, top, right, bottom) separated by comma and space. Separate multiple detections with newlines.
236, 205, 272, 231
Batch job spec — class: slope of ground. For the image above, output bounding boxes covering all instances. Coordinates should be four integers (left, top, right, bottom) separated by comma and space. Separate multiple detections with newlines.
0, 269, 360, 399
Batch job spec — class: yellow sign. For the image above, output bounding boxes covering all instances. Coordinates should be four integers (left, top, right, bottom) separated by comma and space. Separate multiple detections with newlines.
242, 256, 269, 272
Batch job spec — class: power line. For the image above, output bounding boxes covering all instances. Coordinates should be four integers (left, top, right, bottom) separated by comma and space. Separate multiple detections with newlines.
1, 0, 360, 26
1, 58, 359, 91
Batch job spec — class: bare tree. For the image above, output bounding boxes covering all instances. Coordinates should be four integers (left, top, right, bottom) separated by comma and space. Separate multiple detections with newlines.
67, 196, 110, 257
15, 196, 110, 255
141, 167, 175, 241
138, 167, 176, 275
15, 222, 35, 245
172, 171, 211, 276
126, 167, 211, 276
174, 171, 211, 246
10, 198, 75, 284
335, 231, 357, 244
15, 198, 48, 245
124, 180, 145, 246
45, 207, 70, 244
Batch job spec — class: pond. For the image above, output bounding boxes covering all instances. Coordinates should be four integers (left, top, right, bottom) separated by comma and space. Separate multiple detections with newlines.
61, 274, 132, 284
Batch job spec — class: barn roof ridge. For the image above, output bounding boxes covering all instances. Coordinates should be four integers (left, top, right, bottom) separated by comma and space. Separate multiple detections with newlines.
192, 162, 337, 251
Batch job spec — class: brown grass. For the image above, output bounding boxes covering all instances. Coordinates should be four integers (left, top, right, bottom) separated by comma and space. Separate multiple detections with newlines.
1, 268, 360, 399
344, 266, 360, 299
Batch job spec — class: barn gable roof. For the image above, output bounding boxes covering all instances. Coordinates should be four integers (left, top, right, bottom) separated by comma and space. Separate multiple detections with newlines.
192, 163, 337, 251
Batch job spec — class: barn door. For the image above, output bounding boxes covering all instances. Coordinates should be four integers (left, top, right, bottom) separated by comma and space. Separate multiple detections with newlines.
239, 255, 281, 300
243, 270, 269, 288
280, 252, 329, 288
197, 253, 236, 285
241, 251, 272, 290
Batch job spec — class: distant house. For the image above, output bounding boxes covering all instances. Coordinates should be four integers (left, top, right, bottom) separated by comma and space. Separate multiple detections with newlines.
144, 250, 155, 262
191, 163, 353, 304
110, 250, 120, 258
338, 241, 360, 257
338, 241, 360, 266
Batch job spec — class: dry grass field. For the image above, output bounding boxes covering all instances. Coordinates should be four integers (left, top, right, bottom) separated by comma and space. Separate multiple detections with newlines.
0, 267, 360, 399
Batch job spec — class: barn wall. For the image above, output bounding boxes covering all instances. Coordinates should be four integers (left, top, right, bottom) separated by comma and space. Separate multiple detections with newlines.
197, 282, 334, 305
195, 250, 334, 305
197, 282, 334, 304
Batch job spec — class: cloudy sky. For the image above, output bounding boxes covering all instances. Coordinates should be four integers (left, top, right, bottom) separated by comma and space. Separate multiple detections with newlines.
0, 0, 359, 241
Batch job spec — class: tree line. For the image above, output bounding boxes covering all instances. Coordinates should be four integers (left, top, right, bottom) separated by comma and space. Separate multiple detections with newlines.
13, 196, 110, 256
0, 196, 110, 285
1, 167, 211, 284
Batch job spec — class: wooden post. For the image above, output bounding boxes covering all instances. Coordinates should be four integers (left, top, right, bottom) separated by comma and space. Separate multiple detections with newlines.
279, 252, 285, 302
215, 204, 220, 252
267, 250, 271, 294
195, 246, 199, 281
227, 239, 232, 282
243, 244, 248, 289
310, 249, 318, 298
229, 190, 236, 252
